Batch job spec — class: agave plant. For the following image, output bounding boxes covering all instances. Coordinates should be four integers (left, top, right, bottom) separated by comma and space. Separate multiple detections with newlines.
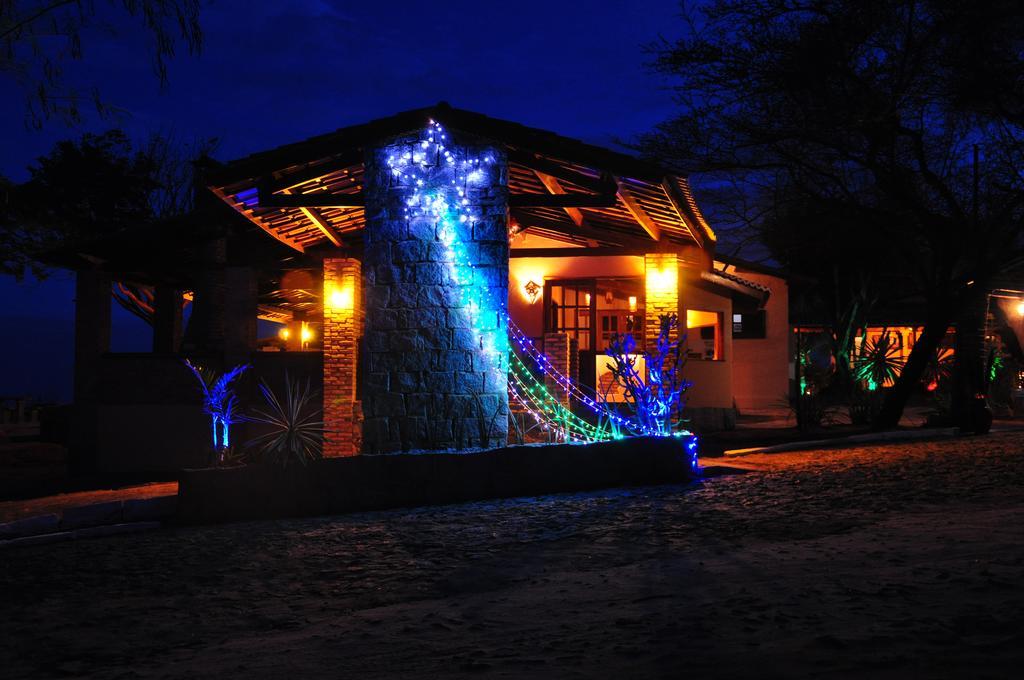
184, 360, 250, 457
246, 374, 325, 466
852, 330, 905, 391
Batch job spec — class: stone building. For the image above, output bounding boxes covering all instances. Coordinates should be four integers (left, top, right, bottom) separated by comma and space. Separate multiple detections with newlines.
52, 104, 789, 472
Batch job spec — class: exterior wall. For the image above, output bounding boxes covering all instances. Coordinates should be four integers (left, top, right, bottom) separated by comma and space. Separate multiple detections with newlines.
730, 270, 790, 410
322, 258, 361, 456
361, 129, 509, 452
508, 254, 643, 338
679, 274, 734, 411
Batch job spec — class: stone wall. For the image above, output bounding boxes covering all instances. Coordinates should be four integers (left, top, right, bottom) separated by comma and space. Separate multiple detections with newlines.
361, 128, 509, 452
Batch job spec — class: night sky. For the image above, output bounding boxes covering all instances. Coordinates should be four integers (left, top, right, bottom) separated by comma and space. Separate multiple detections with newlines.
1, 0, 687, 402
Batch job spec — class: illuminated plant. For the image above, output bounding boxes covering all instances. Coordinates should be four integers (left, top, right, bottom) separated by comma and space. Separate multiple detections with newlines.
184, 360, 249, 461
605, 314, 692, 436
853, 330, 905, 391
246, 374, 325, 466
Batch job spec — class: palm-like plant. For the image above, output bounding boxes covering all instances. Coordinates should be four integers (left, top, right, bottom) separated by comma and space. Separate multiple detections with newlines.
246, 375, 325, 466
852, 330, 905, 391
184, 360, 249, 456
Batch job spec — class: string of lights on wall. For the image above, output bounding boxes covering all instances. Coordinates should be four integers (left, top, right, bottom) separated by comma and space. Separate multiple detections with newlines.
385, 120, 697, 463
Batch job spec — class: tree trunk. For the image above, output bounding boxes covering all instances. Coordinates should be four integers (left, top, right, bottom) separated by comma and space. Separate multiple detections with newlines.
951, 285, 989, 430
872, 307, 952, 430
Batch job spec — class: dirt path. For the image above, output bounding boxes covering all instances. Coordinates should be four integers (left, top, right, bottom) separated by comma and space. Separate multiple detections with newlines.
0, 482, 178, 523
2, 433, 1022, 678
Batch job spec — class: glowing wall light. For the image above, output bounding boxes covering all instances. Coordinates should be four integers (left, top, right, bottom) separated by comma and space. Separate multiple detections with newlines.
328, 284, 355, 310
301, 323, 314, 344
278, 327, 291, 341
628, 296, 638, 312
646, 265, 677, 296
1017, 299, 1024, 316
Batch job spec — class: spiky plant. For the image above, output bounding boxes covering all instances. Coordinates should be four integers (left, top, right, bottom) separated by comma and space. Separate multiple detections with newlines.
852, 330, 905, 391
245, 374, 325, 466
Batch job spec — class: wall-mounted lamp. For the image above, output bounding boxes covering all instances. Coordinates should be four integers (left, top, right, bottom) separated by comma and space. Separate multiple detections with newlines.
278, 327, 291, 341
523, 279, 542, 305
628, 295, 638, 312
1017, 299, 1024, 316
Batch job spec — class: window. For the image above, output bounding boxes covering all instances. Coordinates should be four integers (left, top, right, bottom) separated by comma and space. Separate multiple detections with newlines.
686, 309, 723, 360
733, 310, 766, 339
546, 281, 594, 351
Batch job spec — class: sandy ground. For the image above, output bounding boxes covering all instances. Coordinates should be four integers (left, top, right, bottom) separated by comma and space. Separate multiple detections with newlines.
2, 433, 1023, 679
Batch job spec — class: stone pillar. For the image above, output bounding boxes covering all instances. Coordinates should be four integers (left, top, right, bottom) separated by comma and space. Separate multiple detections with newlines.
323, 257, 361, 456
543, 332, 571, 409
362, 125, 509, 452
644, 252, 680, 349
223, 266, 258, 363
152, 285, 183, 353
71, 268, 112, 472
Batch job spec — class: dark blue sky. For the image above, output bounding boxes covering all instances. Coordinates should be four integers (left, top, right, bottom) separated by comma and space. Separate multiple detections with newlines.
1, 0, 688, 401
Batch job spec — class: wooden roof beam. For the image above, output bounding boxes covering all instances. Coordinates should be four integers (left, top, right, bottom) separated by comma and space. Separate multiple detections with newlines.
278, 186, 343, 247
510, 208, 652, 250
615, 178, 660, 241
210, 187, 305, 252
298, 207, 343, 247
508, 191, 618, 208
533, 170, 585, 227
660, 177, 704, 247
508, 148, 610, 193
257, 180, 365, 208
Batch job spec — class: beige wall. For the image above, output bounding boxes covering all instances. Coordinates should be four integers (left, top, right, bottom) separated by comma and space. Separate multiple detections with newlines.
508, 253, 739, 411
680, 275, 734, 409
729, 269, 791, 410
508, 254, 643, 337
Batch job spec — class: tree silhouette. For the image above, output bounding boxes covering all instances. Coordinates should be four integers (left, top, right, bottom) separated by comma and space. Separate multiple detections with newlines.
1, 1, 202, 127
641, 0, 1024, 430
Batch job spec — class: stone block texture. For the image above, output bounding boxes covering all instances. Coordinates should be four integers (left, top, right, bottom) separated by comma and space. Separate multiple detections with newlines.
362, 129, 509, 452
323, 258, 361, 456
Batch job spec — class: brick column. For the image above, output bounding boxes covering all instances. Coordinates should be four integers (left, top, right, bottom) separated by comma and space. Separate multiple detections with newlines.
362, 127, 509, 452
543, 332, 571, 409
323, 257, 361, 456
644, 252, 680, 348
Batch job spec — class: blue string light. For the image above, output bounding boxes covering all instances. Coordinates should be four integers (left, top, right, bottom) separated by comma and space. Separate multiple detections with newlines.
383, 120, 697, 461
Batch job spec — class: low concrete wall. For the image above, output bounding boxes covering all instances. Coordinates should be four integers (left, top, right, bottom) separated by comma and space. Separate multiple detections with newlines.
177, 436, 698, 525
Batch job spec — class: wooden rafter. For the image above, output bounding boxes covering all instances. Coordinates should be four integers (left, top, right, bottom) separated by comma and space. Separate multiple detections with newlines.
211, 187, 305, 253
257, 183, 365, 208
615, 178, 660, 241
533, 170, 585, 227
508, 149, 611, 192
282, 188, 342, 247
510, 209, 652, 249
660, 177, 704, 247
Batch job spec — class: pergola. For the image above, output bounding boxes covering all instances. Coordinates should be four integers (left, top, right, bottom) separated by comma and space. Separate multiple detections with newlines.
206, 102, 716, 256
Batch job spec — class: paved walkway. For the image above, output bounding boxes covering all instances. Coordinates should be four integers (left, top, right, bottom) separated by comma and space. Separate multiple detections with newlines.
2, 432, 1021, 679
